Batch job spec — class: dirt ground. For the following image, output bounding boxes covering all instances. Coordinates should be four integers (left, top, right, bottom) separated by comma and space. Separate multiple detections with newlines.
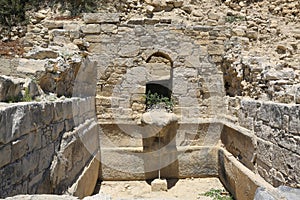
94, 177, 229, 200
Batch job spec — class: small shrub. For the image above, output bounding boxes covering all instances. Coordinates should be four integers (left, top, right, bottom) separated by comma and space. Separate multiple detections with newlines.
145, 90, 173, 111
21, 87, 32, 102
59, 0, 98, 16
204, 189, 234, 200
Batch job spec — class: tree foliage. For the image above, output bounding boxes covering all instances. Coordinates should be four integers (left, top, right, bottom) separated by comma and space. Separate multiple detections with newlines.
0, 0, 27, 27
0, 0, 99, 26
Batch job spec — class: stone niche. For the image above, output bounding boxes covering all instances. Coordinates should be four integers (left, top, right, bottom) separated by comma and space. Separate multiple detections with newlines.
145, 52, 173, 110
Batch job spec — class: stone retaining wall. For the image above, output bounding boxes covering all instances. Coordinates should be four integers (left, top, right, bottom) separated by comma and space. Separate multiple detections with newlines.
225, 98, 300, 188
0, 97, 99, 198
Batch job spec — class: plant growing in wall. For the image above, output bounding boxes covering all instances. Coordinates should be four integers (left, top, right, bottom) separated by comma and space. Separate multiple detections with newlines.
145, 90, 174, 112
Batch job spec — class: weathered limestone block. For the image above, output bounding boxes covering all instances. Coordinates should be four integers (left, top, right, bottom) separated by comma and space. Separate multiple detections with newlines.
67, 157, 100, 199
22, 151, 40, 179
118, 44, 140, 58
81, 24, 101, 34
0, 144, 11, 168
99, 124, 143, 148
37, 143, 54, 173
254, 186, 300, 200
263, 68, 295, 81
84, 35, 103, 43
178, 147, 219, 178
24, 79, 42, 98
257, 103, 272, 122
208, 11, 221, 21
63, 22, 80, 41
207, 44, 224, 55
100, 148, 146, 180
83, 13, 120, 24
292, 30, 300, 39
0, 76, 23, 102
63, 23, 81, 32
0, 160, 23, 195
50, 118, 98, 193
42, 20, 64, 29
271, 145, 300, 186
0, 58, 12, 75
221, 124, 256, 170
11, 135, 30, 162
172, 77, 188, 95
100, 24, 118, 34
25, 47, 59, 60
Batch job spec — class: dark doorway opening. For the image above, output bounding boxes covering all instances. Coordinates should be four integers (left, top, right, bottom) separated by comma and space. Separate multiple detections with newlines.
146, 80, 172, 99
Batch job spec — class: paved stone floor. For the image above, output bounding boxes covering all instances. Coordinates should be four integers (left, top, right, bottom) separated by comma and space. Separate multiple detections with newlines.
93, 177, 229, 200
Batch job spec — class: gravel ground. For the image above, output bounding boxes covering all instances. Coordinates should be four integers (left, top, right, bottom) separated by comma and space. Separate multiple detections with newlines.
93, 177, 229, 200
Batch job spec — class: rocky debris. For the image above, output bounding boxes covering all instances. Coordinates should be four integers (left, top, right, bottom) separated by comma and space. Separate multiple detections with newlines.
0, 40, 25, 57
145, 0, 184, 12
38, 54, 82, 97
4, 195, 79, 200
82, 193, 111, 200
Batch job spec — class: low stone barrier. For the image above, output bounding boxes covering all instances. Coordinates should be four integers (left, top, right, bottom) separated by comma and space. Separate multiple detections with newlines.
0, 97, 99, 198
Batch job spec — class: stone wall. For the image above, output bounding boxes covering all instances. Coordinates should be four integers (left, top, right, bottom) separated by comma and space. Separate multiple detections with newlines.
84, 14, 226, 123
0, 97, 99, 198
224, 97, 300, 188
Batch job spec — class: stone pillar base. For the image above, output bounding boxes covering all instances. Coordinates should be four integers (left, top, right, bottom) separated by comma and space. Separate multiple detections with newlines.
151, 179, 168, 192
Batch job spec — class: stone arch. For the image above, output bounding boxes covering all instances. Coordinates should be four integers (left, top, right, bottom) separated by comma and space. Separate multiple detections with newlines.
146, 51, 173, 67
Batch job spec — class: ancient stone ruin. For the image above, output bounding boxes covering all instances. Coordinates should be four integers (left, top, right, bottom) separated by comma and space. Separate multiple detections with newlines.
0, 0, 299, 199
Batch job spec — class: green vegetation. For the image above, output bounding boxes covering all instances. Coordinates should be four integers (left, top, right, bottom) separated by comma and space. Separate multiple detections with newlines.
145, 90, 173, 111
204, 189, 234, 200
0, 0, 27, 27
0, 0, 99, 26
60, 0, 98, 16
21, 87, 32, 102
225, 15, 246, 23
